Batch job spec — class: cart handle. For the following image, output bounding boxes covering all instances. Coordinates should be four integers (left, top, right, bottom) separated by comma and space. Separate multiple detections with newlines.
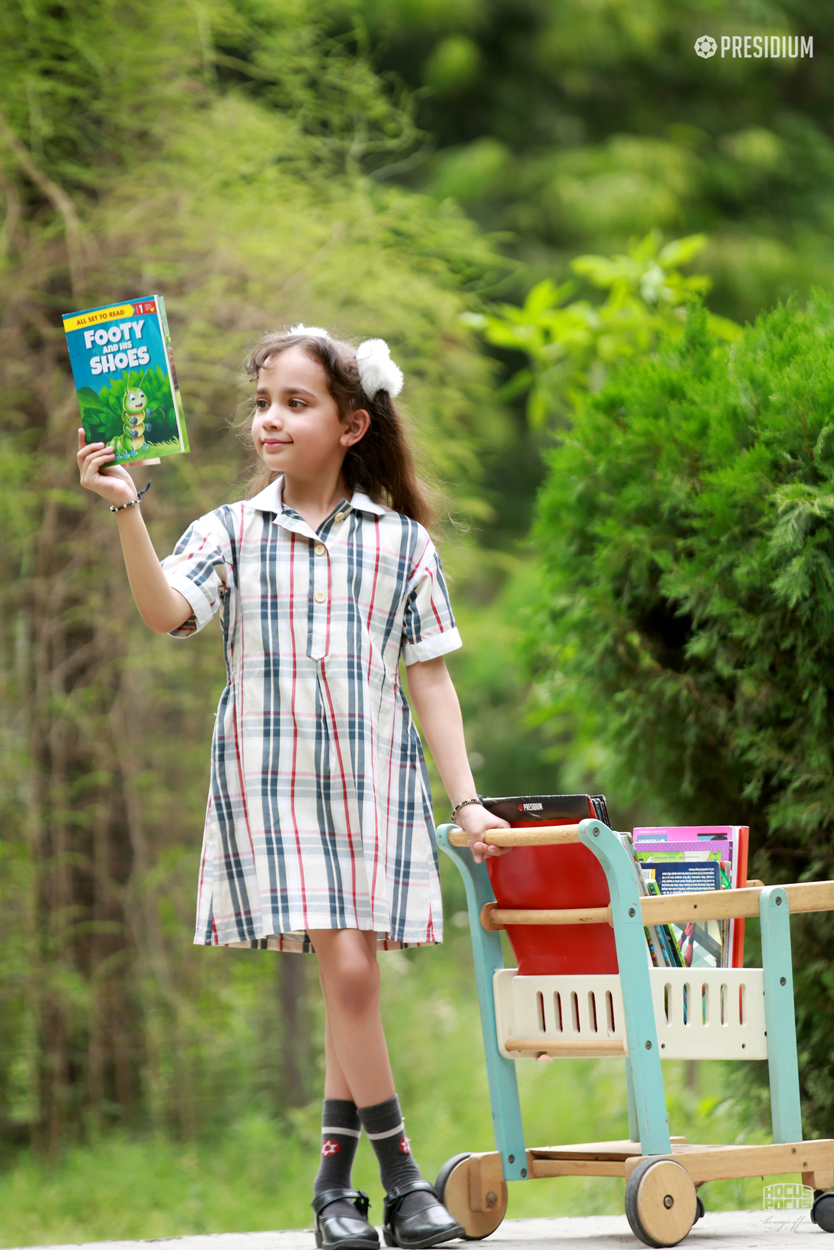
446, 824, 582, 847
480, 879, 834, 929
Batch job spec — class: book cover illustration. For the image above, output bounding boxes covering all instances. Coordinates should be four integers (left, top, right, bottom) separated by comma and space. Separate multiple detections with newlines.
63, 295, 189, 464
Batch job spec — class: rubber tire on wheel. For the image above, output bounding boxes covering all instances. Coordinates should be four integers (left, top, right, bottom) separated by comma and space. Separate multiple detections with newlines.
812, 1193, 834, 1232
694, 1194, 705, 1224
435, 1153, 508, 1240
625, 1158, 698, 1248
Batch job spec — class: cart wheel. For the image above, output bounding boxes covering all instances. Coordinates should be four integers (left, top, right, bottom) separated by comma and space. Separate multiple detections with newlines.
435, 1153, 508, 1240
811, 1192, 834, 1232
625, 1157, 698, 1248
694, 1194, 705, 1224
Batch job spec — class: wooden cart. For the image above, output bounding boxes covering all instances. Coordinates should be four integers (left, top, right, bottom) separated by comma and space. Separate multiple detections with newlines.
435, 818, 834, 1247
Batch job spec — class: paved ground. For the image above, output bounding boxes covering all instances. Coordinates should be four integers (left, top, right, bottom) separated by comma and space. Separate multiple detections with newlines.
6, 1211, 831, 1250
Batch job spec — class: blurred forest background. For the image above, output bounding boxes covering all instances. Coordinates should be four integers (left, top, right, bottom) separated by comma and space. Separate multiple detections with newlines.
2, 0, 834, 1241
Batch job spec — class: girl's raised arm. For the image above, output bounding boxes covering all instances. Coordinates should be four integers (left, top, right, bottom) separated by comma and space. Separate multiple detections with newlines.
77, 428, 192, 634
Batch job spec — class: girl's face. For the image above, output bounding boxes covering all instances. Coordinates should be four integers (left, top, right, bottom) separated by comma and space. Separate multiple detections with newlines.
252, 345, 367, 483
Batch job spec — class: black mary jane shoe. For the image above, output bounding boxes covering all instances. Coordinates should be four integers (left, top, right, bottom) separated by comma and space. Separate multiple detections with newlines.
382, 1180, 465, 1249
313, 1188, 380, 1250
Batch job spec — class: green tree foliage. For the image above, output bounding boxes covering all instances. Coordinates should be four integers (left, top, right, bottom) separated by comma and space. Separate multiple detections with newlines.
353, 0, 834, 588
0, 0, 516, 1150
531, 294, 834, 1134
360, 0, 834, 321
465, 229, 740, 427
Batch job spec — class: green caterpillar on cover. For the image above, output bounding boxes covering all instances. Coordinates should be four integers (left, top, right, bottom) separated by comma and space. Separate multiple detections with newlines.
106, 375, 153, 459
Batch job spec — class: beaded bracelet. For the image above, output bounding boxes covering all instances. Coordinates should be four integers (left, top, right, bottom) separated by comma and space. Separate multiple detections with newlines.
109, 481, 152, 513
451, 795, 484, 821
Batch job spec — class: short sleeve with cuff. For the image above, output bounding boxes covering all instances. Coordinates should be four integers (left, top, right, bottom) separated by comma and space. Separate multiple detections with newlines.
160, 515, 229, 638
401, 532, 461, 665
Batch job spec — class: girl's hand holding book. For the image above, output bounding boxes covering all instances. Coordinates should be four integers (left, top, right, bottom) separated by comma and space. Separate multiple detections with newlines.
76, 426, 191, 633
77, 427, 142, 508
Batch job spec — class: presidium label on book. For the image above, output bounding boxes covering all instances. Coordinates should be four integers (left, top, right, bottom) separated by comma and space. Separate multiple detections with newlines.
64, 295, 189, 465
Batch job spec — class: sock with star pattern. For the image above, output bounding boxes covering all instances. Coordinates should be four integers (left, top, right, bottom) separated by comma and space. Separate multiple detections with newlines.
313, 1098, 362, 1219
357, 1094, 436, 1217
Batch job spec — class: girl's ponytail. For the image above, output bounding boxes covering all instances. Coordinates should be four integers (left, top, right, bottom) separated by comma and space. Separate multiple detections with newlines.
342, 389, 434, 529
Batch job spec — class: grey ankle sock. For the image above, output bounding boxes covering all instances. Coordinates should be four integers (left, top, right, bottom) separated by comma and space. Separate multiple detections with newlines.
314, 1099, 362, 1220
357, 1094, 436, 1217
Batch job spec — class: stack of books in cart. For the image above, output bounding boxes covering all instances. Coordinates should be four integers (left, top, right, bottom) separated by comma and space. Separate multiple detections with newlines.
632, 825, 749, 970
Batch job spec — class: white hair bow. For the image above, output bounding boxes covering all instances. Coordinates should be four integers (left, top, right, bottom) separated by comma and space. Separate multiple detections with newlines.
356, 338, 404, 399
288, 324, 331, 340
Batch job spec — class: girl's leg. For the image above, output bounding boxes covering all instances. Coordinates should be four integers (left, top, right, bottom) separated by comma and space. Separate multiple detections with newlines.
311, 928, 394, 1106
308, 934, 380, 1246
310, 930, 464, 1242
309, 930, 391, 1227
322, 1000, 353, 1101
313, 1006, 362, 1191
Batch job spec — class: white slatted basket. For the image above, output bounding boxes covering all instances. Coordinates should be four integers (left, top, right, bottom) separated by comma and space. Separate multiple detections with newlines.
493, 967, 767, 1061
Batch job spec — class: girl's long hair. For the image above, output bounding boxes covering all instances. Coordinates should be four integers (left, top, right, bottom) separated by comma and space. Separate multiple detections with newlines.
239, 329, 437, 530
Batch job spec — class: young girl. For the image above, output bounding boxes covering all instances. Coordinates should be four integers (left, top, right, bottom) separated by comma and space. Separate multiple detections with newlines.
77, 325, 509, 1250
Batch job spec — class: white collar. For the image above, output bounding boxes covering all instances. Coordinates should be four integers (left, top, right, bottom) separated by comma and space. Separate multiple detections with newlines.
247, 475, 388, 517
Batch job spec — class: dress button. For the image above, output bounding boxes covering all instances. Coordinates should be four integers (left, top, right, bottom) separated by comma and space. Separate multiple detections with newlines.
314, 590, 326, 603
315, 543, 325, 555
334, 511, 348, 523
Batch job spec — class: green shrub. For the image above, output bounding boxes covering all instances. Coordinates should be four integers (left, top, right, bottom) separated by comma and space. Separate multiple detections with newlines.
531, 293, 834, 1135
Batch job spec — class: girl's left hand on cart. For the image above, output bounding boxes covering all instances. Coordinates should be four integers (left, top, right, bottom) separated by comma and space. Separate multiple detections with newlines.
454, 804, 512, 864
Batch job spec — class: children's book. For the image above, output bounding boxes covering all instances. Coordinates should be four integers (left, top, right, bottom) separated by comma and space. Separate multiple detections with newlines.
637, 854, 724, 969
632, 826, 749, 968
63, 295, 189, 464
633, 826, 731, 844
647, 861, 722, 894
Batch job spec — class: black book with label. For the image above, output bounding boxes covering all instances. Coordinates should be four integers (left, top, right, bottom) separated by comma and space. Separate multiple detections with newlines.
481, 793, 610, 827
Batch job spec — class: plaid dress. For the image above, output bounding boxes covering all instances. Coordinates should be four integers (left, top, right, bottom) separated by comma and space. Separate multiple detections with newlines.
160, 476, 461, 952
